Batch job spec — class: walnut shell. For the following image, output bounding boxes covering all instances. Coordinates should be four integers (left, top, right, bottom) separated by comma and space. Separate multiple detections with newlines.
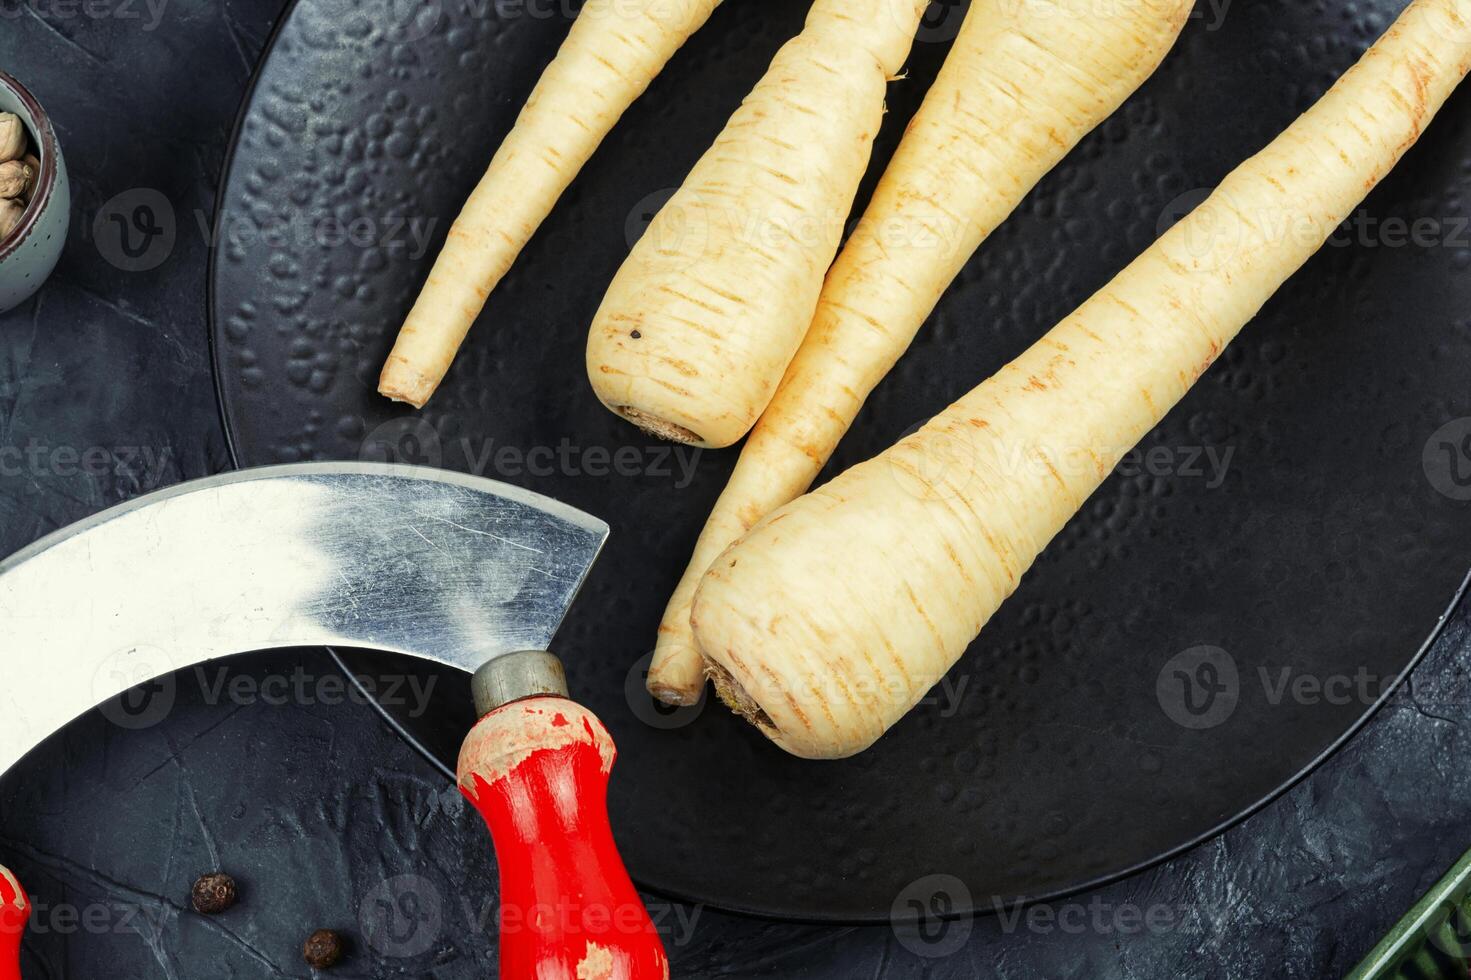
0, 160, 33, 200
0, 198, 25, 240
0, 114, 25, 164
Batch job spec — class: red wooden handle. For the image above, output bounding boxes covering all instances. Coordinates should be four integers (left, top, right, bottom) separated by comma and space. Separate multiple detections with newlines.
0, 866, 27, 980
458, 697, 668, 980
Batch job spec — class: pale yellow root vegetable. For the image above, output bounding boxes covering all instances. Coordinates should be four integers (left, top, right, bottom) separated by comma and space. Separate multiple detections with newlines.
646, 0, 1195, 705
585, 0, 931, 449
379, 0, 724, 408
692, 0, 1471, 759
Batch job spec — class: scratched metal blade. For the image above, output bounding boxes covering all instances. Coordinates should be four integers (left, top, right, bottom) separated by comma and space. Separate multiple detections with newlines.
0, 462, 609, 775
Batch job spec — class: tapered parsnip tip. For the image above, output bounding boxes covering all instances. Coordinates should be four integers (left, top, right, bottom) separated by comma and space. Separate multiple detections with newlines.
378, 359, 436, 409
647, 680, 703, 707
649, 590, 713, 705
647, 636, 709, 705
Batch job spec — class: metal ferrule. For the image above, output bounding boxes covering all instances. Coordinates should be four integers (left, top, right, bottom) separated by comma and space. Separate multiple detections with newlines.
472, 651, 569, 716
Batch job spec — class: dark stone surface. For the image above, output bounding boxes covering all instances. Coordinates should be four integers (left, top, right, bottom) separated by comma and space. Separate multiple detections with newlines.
0, 0, 1468, 976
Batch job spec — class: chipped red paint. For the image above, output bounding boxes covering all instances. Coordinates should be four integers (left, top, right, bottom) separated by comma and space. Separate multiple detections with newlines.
0, 865, 28, 980
460, 698, 668, 980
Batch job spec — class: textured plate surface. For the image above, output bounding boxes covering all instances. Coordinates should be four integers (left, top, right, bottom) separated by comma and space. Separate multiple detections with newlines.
209, 0, 1471, 920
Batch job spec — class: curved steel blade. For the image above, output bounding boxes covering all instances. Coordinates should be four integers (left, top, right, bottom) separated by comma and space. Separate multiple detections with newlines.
0, 462, 609, 775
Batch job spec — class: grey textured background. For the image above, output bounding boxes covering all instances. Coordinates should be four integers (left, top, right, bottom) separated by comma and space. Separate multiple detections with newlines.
0, 0, 1469, 976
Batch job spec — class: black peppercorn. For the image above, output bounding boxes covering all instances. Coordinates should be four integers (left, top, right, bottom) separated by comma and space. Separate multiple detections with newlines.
303, 929, 346, 970
190, 873, 238, 915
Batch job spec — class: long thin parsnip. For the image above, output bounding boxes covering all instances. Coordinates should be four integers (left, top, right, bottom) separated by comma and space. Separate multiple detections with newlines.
647, 0, 1194, 705
692, 0, 1471, 759
380, 0, 724, 408
586, 0, 931, 449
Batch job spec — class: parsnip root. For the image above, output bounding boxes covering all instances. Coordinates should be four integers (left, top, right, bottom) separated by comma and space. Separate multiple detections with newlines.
380, 0, 724, 408
647, 0, 1195, 704
692, 0, 1471, 758
586, 0, 931, 450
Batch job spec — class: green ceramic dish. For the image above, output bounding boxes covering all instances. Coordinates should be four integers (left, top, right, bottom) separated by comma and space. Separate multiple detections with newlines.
1346, 848, 1471, 980
0, 70, 68, 314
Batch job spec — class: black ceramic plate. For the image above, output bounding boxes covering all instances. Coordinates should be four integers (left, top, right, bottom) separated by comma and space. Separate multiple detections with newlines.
210, 0, 1471, 921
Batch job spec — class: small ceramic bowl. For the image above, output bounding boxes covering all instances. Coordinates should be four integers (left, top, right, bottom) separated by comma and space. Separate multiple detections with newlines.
0, 71, 68, 314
